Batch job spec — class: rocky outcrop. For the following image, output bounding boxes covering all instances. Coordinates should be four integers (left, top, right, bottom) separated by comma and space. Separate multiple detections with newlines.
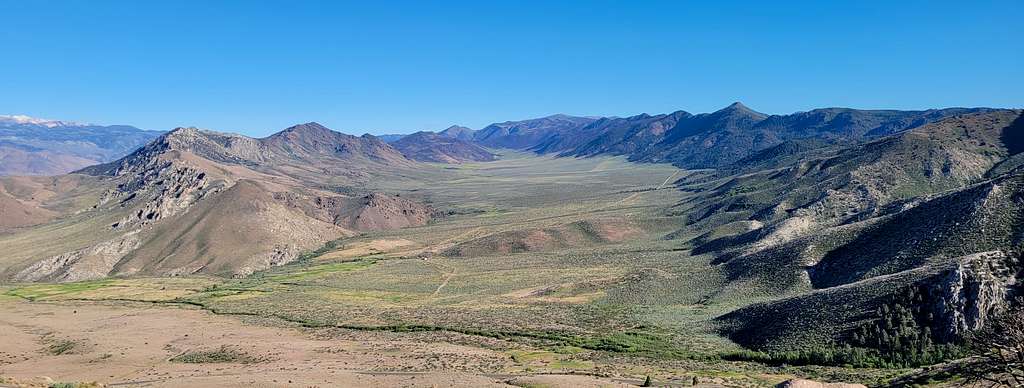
272, 191, 436, 231
932, 251, 1019, 341
108, 164, 224, 229
111, 180, 349, 278
14, 231, 141, 282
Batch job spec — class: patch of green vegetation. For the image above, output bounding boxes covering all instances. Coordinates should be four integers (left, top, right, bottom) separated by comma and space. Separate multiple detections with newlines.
46, 339, 77, 355
551, 345, 585, 354
509, 350, 548, 364
257, 260, 376, 283
49, 383, 103, 388
0, 291, 19, 302
508, 349, 594, 371
574, 331, 690, 358
506, 381, 549, 388
295, 239, 345, 263
329, 324, 693, 360
718, 343, 962, 369
6, 279, 117, 301
169, 345, 257, 364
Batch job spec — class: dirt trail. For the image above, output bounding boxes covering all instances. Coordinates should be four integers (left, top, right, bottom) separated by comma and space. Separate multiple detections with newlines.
428, 261, 458, 297
657, 170, 681, 190
423, 227, 486, 255
595, 170, 680, 212
0, 298, 632, 387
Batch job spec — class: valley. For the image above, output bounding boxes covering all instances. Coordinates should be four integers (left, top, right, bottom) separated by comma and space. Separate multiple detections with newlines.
1, 107, 1022, 387
0, 152, 893, 387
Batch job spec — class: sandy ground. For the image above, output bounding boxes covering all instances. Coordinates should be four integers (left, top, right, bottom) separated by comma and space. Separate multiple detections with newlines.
0, 298, 635, 387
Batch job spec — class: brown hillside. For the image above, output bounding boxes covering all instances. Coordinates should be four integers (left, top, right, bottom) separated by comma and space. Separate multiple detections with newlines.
444, 219, 641, 257
0, 190, 57, 231
114, 180, 351, 277
3, 123, 436, 282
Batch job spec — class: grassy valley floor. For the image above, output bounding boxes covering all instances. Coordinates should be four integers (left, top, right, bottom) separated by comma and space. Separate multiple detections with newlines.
0, 153, 906, 387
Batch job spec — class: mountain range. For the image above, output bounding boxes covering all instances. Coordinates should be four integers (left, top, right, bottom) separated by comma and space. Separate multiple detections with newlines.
459, 103, 996, 170
1, 103, 995, 177
0, 115, 162, 175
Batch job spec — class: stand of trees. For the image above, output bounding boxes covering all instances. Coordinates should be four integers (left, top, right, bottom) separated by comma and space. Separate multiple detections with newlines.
848, 286, 964, 368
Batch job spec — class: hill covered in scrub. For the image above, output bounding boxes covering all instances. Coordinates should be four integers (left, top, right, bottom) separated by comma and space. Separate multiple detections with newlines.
0, 123, 437, 281
670, 110, 1024, 364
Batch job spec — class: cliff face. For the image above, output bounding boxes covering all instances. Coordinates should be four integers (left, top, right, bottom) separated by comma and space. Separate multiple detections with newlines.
933, 251, 1019, 341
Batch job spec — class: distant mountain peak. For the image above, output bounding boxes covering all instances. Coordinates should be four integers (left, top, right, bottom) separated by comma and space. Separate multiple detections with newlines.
0, 114, 88, 128
155, 127, 230, 154
163, 126, 202, 141
168, 126, 200, 134
392, 130, 496, 163
720, 101, 759, 113
545, 113, 579, 120
265, 122, 344, 145
439, 125, 476, 141
712, 102, 768, 121
281, 122, 332, 134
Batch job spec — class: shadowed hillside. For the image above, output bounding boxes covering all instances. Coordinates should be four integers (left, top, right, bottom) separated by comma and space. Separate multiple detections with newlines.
475, 104, 997, 170
474, 114, 597, 149
690, 110, 1024, 359
392, 131, 496, 163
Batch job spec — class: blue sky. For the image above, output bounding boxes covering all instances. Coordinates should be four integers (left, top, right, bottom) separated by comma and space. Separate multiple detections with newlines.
0, 1, 1020, 137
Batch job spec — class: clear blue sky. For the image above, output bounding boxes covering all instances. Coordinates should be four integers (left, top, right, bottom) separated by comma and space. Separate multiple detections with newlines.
0, 1, 1020, 137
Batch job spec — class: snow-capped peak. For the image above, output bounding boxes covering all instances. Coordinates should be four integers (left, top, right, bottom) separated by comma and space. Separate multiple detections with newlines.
0, 114, 88, 128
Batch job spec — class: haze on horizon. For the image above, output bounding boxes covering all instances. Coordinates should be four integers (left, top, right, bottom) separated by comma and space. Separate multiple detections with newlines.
0, 0, 1020, 136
